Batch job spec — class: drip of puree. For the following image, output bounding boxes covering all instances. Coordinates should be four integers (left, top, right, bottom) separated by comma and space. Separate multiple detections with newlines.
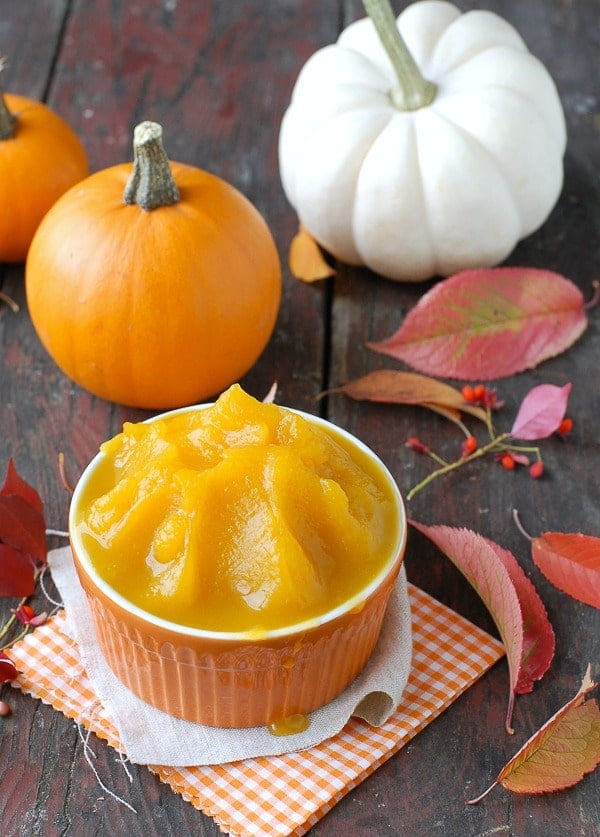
75, 385, 400, 632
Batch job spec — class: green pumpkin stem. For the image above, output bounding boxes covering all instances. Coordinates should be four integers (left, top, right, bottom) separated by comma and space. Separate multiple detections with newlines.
0, 59, 16, 140
362, 0, 436, 111
124, 121, 180, 211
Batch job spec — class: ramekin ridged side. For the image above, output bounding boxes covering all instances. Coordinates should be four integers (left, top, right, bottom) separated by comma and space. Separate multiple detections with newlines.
75, 561, 399, 728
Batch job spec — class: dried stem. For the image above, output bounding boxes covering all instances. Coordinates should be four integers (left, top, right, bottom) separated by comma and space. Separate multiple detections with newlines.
426, 449, 449, 468
407, 432, 511, 501
466, 780, 498, 805
0, 290, 19, 312
0, 624, 29, 650
0, 567, 43, 649
585, 279, 600, 310
512, 509, 534, 541
58, 452, 75, 493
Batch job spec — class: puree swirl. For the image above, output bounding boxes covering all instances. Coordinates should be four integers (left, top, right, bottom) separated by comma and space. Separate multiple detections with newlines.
75, 384, 400, 632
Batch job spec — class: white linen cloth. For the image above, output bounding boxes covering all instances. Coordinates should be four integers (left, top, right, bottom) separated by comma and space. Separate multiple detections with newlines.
48, 546, 412, 767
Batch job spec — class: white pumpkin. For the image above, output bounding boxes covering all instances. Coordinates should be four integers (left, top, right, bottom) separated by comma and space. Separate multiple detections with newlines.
278, 0, 567, 282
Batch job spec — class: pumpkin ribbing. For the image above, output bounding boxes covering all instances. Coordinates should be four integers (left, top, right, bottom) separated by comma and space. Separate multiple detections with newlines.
279, 0, 567, 281
25, 120, 281, 408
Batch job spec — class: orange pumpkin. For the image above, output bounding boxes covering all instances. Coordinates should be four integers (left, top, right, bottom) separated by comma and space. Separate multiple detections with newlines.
25, 121, 282, 409
0, 84, 88, 262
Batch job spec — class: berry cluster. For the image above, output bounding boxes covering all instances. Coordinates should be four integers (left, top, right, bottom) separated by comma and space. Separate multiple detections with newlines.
405, 384, 572, 500
461, 383, 504, 411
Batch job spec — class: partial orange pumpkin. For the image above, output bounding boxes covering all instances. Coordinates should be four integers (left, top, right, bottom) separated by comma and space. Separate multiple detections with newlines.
25, 121, 282, 409
0, 85, 88, 262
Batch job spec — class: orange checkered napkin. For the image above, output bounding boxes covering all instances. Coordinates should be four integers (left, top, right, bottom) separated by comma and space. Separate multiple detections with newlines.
10, 583, 503, 836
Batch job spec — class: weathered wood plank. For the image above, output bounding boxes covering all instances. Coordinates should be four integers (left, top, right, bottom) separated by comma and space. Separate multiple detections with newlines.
0, 1, 598, 834
0, 0, 68, 98
325, 1, 600, 834
0, 2, 336, 834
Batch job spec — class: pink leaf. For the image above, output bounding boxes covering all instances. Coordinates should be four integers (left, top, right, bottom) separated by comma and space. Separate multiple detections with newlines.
510, 452, 531, 467
482, 538, 555, 695
510, 383, 572, 440
367, 268, 587, 380
410, 521, 554, 732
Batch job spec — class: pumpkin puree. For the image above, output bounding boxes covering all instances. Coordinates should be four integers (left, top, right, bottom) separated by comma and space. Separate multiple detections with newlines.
75, 385, 399, 632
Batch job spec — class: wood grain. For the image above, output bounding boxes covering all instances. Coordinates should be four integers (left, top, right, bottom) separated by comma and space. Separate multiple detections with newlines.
1, 2, 598, 834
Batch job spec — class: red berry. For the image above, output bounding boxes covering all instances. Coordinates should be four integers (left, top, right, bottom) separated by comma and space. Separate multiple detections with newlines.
529, 461, 545, 479
557, 417, 573, 435
500, 453, 516, 470
482, 388, 500, 409
473, 384, 486, 402
461, 385, 475, 402
406, 436, 428, 454
12, 604, 37, 626
462, 435, 477, 456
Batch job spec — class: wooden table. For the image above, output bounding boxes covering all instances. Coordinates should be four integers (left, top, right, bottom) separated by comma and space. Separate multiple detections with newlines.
1, 1, 598, 834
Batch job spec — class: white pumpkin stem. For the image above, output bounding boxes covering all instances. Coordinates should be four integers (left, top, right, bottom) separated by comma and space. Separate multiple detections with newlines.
124, 121, 180, 211
363, 0, 436, 110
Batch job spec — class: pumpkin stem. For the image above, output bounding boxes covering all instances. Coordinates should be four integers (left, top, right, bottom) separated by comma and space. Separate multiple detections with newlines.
124, 121, 180, 211
0, 58, 16, 140
362, 0, 437, 111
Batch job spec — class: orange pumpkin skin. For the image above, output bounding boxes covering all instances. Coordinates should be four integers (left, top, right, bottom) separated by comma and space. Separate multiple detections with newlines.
25, 162, 282, 409
0, 94, 88, 262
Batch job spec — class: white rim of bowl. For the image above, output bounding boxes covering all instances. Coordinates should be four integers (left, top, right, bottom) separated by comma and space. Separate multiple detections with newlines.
68, 403, 408, 642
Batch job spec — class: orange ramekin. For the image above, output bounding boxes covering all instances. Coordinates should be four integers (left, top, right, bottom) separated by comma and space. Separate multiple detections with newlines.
68, 406, 408, 728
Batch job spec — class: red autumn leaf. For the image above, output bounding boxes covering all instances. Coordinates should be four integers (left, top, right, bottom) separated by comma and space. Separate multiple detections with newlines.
469, 666, 600, 802
0, 458, 44, 514
325, 369, 488, 426
0, 651, 18, 684
367, 268, 587, 380
410, 521, 554, 732
0, 544, 36, 597
510, 383, 572, 441
0, 460, 47, 596
531, 532, 600, 609
0, 494, 47, 567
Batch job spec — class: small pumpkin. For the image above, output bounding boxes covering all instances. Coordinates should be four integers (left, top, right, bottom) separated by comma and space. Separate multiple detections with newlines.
279, 0, 566, 282
25, 121, 281, 409
0, 70, 88, 262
